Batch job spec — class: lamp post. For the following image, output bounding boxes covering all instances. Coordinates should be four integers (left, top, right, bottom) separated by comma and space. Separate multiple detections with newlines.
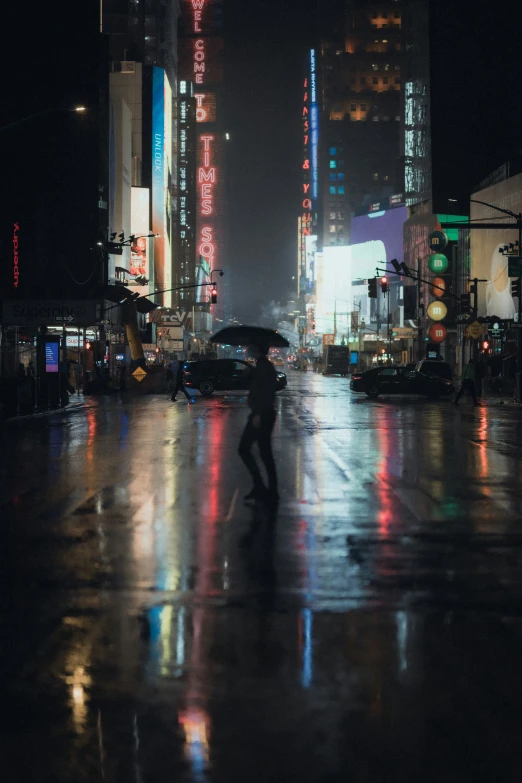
0, 106, 87, 133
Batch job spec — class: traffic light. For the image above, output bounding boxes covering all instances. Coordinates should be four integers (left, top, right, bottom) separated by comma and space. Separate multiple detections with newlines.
511, 279, 521, 298
210, 286, 218, 304
368, 277, 378, 298
380, 276, 389, 294
460, 292, 471, 314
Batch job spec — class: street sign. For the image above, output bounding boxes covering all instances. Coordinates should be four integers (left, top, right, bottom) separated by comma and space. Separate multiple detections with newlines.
428, 231, 448, 251
508, 257, 522, 277
2, 300, 98, 326
467, 320, 484, 339
132, 367, 147, 382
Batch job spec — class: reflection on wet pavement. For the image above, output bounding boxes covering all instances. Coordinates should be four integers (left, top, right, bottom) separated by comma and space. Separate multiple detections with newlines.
2, 370, 522, 781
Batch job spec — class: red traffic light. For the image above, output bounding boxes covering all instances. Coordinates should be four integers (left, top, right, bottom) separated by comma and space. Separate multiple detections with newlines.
380, 276, 389, 293
210, 286, 218, 304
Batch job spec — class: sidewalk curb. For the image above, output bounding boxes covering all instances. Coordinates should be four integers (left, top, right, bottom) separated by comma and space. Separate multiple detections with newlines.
4, 398, 96, 424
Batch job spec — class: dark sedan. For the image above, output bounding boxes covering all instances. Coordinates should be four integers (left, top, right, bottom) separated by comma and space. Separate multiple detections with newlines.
350, 365, 453, 399
183, 359, 287, 396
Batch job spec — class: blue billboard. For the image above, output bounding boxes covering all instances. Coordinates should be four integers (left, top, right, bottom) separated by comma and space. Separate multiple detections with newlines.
310, 49, 319, 204
45, 342, 59, 373
152, 66, 165, 293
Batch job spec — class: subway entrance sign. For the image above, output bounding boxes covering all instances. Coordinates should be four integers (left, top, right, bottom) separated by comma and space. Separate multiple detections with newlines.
1, 300, 99, 326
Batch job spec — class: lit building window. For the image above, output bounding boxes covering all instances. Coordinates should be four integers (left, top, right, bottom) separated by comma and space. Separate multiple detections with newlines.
337, 173, 345, 181
338, 185, 345, 194
329, 186, 337, 195
330, 160, 337, 169
329, 211, 336, 220
330, 173, 336, 181
372, 64, 378, 71
384, 63, 390, 71
338, 212, 344, 220
395, 115, 400, 121
330, 147, 337, 155
373, 173, 379, 181
373, 116, 379, 121
338, 226, 344, 233
329, 224, 336, 233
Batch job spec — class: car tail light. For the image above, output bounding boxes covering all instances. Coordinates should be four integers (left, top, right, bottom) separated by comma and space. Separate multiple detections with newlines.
184, 371, 191, 376
352, 375, 362, 381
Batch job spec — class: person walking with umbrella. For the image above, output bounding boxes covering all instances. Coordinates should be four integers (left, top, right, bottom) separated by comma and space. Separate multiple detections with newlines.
210, 326, 288, 508
238, 343, 279, 506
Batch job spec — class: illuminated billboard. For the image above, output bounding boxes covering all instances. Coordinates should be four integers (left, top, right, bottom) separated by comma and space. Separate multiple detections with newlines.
315, 243, 388, 335
350, 206, 407, 271
151, 67, 173, 306
130, 187, 151, 296
471, 175, 522, 318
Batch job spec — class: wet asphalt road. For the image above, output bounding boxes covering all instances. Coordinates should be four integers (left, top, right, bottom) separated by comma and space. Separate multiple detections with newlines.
2, 369, 522, 782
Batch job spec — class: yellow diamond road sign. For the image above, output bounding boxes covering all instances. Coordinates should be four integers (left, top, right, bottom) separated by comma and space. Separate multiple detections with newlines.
467, 321, 484, 340
132, 366, 147, 382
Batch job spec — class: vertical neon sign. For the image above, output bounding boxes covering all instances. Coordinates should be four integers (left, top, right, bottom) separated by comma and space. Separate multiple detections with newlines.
298, 64, 312, 294
310, 49, 319, 205
13, 222, 20, 289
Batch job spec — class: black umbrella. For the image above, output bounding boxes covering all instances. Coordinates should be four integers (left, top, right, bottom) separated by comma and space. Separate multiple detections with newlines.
210, 325, 289, 348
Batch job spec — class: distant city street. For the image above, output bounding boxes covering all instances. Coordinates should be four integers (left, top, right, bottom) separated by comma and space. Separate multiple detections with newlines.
2, 371, 522, 781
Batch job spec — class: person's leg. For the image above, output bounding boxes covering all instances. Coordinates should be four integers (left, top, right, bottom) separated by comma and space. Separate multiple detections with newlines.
238, 415, 265, 493
171, 380, 179, 401
182, 384, 191, 400
257, 410, 278, 498
454, 382, 465, 404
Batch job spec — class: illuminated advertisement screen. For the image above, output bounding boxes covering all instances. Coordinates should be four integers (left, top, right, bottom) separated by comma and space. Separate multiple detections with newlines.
130, 187, 150, 278
45, 342, 59, 373
350, 206, 407, 272
151, 68, 173, 305
152, 67, 165, 293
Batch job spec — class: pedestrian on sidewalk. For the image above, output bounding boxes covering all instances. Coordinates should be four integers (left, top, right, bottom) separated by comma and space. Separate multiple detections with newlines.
454, 358, 479, 407
238, 344, 279, 507
171, 359, 192, 402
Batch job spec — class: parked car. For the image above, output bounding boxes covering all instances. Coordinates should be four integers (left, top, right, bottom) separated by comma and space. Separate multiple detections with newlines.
415, 359, 453, 382
183, 359, 287, 396
350, 364, 453, 399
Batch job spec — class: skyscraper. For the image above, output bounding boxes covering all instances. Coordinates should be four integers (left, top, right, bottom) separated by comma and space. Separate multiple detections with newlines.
319, 0, 403, 248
